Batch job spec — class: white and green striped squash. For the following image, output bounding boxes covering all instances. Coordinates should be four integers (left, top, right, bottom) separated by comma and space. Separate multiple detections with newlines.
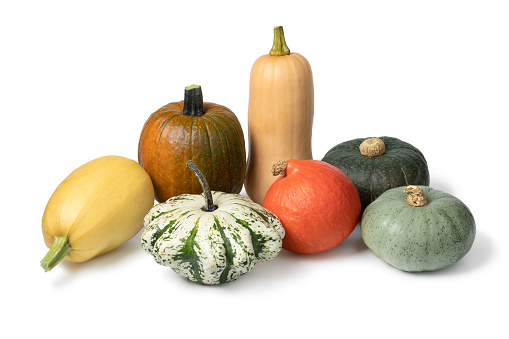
361, 185, 475, 272
141, 161, 285, 285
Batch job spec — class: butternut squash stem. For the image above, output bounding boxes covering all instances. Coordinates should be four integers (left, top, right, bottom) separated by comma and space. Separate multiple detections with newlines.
40, 235, 73, 272
183, 85, 205, 117
270, 26, 290, 56
186, 160, 218, 212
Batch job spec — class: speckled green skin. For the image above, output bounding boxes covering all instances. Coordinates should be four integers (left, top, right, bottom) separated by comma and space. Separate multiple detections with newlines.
361, 186, 475, 272
322, 137, 430, 211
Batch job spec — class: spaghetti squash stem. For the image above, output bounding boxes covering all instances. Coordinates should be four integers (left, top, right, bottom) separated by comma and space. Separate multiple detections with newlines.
40, 235, 73, 272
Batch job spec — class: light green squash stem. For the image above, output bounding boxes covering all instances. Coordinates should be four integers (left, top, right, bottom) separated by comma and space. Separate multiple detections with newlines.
270, 26, 290, 56
40, 235, 73, 272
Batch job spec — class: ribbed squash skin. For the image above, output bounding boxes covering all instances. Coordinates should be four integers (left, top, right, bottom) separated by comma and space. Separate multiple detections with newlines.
42, 156, 155, 263
322, 136, 429, 211
138, 101, 246, 203
141, 191, 284, 284
361, 186, 475, 272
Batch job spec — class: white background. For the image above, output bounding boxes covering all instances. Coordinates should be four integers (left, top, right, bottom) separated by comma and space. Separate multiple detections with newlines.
1, 1, 507, 338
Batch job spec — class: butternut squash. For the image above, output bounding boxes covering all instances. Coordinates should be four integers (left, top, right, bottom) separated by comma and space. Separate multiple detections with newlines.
40, 156, 155, 272
245, 26, 314, 204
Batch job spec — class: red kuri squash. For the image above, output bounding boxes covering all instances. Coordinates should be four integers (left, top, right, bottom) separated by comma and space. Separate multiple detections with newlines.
263, 160, 361, 254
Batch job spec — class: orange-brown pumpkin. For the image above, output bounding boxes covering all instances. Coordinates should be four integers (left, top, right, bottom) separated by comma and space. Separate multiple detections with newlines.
263, 160, 361, 254
138, 85, 246, 202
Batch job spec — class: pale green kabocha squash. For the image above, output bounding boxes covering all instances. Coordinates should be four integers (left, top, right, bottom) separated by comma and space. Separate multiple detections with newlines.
141, 161, 285, 284
361, 185, 475, 272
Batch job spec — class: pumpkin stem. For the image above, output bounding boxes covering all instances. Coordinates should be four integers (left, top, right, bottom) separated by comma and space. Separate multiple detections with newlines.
271, 160, 287, 176
186, 160, 218, 212
183, 85, 205, 117
404, 185, 428, 207
269, 26, 291, 56
40, 235, 73, 272
360, 137, 385, 157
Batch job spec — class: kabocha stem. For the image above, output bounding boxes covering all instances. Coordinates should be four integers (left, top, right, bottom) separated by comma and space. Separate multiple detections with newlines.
360, 137, 386, 157
404, 185, 428, 207
272, 160, 287, 176
186, 160, 218, 212
40, 235, 73, 272
269, 26, 291, 56
183, 85, 205, 117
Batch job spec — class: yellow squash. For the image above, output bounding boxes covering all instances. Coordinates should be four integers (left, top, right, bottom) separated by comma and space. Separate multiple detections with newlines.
40, 156, 155, 272
245, 26, 314, 204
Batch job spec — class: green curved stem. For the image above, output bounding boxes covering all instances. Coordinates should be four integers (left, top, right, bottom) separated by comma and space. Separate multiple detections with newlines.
186, 160, 218, 212
40, 235, 73, 272
270, 26, 290, 56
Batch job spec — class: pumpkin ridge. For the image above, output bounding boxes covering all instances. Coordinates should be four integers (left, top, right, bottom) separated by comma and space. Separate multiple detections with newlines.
420, 205, 435, 270
222, 111, 246, 188
202, 115, 226, 191
188, 114, 195, 165
398, 149, 429, 185
172, 216, 204, 284
387, 155, 407, 184
384, 204, 416, 268
427, 201, 455, 270
243, 203, 284, 240
155, 111, 180, 143
148, 219, 178, 250
222, 211, 268, 259
434, 198, 475, 259
245, 205, 281, 236
384, 140, 429, 174
204, 113, 235, 191
212, 111, 240, 193
368, 160, 375, 205
412, 195, 448, 271
202, 121, 215, 189
214, 215, 235, 283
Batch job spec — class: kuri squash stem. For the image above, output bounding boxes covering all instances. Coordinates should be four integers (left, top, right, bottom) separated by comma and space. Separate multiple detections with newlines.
404, 185, 428, 207
271, 160, 288, 176
40, 235, 73, 272
360, 137, 385, 157
183, 85, 205, 117
269, 26, 290, 56
186, 160, 218, 212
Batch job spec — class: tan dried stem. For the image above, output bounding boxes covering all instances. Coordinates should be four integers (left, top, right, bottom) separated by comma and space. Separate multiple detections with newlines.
360, 137, 385, 157
404, 185, 428, 207
271, 160, 287, 176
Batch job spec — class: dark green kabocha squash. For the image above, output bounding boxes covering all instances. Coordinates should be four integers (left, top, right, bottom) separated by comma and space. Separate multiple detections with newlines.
322, 137, 429, 211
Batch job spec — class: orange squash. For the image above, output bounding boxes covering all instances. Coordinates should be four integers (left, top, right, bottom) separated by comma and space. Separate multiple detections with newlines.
263, 160, 361, 254
245, 26, 314, 204
138, 85, 246, 203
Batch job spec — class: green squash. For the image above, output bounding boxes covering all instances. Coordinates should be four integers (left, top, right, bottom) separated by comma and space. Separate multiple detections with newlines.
322, 137, 430, 211
141, 161, 284, 284
361, 185, 475, 272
